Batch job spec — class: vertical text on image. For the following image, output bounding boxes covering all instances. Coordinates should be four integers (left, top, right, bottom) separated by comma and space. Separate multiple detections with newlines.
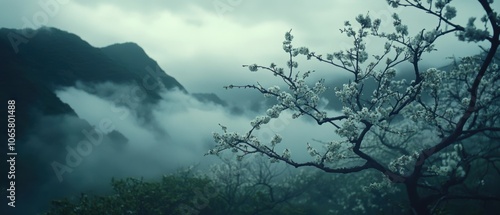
7, 99, 17, 208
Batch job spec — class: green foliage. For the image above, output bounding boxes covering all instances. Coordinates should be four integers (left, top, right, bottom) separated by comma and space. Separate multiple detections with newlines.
43, 172, 313, 215
44, 175, 213, 215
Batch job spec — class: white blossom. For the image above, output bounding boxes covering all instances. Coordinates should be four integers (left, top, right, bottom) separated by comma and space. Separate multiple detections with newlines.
427, 144, 465, 177
270, 134, 282, 146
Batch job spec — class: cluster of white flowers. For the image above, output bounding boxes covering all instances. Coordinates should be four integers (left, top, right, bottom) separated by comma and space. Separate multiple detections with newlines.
287, 60, 299, 69
267, 85, 280, 94
357, 107, 382, 124
296, 47, 310, 56
382, 68, 397, 79
335, 82, 359, 104
423, 29, 440, 43
313, 111, 328, 121
266, 104, 285, 118
341, 106, 355, 116
277, 91, 295, 107
293, 78, 325, 108
375, 106, 394, 119
270, 134, 282, 147
323, 141, 350, 162
341, 106, 382, 124
336, 117, 360, 140
210, 127, 266, 156
212, 132, 240, 148
404, 83, 419, 95
444, 108, 455, 117
282, 148, 291, 160
210, 120, 287, 157
283, 31, 293, 52
421, 68, 443, 93
313, 79, 327, 94
427, 144, 465, 177
362, 176, 399, 193
461, 98, 470, 106
368, 68, 416, 119
260, 77, 327, 122
307, 143, 319, 157
402, 103, 435, 124
250, 116, 271, 129
388, 151, 420, 175
305, 143, 323, 163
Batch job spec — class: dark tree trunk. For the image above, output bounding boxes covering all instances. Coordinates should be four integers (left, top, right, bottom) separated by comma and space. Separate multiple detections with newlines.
405, 177, 431, 215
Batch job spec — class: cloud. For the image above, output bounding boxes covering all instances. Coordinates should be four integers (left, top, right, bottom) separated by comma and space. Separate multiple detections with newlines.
3, 0, 496, 100
52, 82, 344, 183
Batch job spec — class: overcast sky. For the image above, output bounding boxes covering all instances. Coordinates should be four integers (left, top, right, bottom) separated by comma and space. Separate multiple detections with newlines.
1, 0, 496, 99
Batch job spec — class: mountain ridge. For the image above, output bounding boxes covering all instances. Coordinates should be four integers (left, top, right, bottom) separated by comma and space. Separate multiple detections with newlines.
0, 27, 193, 214
0, 27, 193, 117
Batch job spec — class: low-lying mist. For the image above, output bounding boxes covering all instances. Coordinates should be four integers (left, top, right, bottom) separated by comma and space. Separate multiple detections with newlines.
52, 81, 342, 188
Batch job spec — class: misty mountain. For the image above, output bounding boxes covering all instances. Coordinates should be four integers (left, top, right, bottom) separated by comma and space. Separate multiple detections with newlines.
101, 42, 186, 93
0, 27, 227, 214
1, 27, 187, 106
192, 93, 228, 106
0, 27, 228, 125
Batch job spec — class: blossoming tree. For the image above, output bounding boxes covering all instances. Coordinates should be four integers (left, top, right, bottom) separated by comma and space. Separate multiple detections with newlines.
209, 0, 500, 214
205, 156, 319, 214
